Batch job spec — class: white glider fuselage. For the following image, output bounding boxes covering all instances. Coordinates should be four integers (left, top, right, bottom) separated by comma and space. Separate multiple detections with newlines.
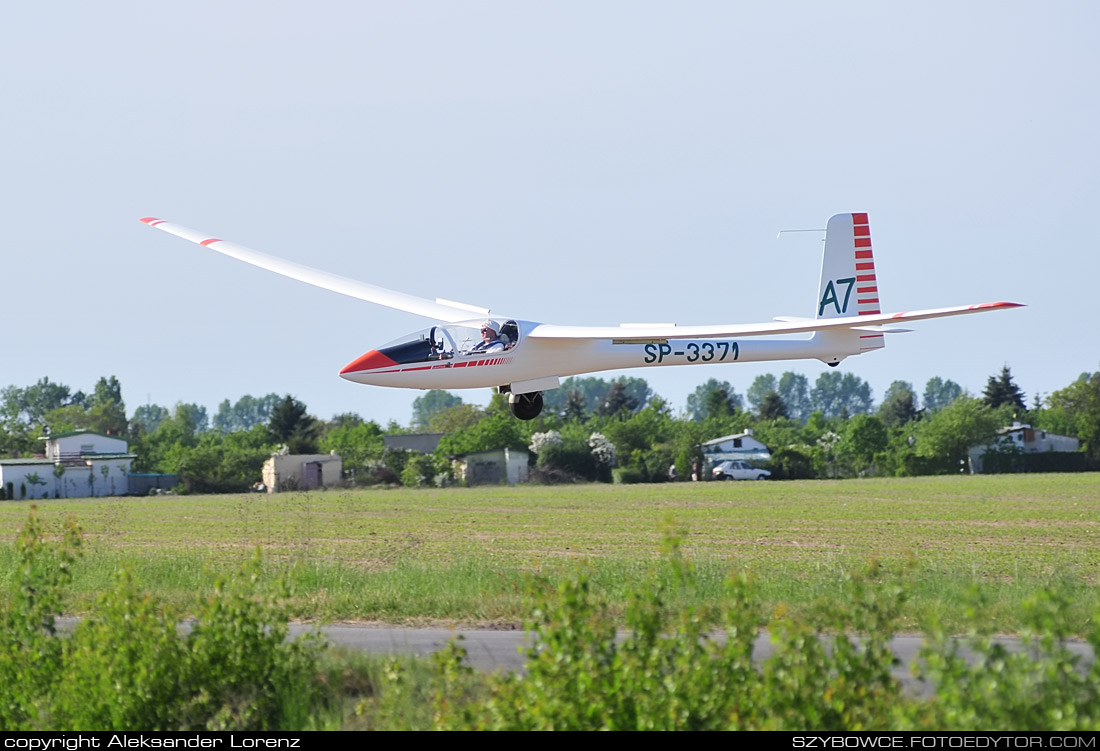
339, 325, 869, 390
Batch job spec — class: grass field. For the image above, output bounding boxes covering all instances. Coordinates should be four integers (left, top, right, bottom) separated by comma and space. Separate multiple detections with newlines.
0, 474, 1097, 632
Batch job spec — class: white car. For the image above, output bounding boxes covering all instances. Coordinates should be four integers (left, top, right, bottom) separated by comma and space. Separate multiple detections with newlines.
712, 460, 771, 481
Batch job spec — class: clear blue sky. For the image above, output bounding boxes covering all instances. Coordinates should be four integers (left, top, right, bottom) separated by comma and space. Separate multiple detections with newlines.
3, 2, 1097, 425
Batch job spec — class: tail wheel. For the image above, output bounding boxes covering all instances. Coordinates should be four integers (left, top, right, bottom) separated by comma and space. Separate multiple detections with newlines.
510, 391, 543, 420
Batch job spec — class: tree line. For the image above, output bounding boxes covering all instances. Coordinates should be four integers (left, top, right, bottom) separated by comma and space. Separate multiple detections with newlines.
1, 364, 1097, 493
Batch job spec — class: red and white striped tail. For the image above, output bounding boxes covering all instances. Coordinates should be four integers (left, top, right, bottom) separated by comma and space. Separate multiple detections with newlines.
817, 212, 885, 352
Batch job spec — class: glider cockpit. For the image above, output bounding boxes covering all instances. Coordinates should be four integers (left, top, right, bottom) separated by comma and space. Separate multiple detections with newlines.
375, 320, 521, 364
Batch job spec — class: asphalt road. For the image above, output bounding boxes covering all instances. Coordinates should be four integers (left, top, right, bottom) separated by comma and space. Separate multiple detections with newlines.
54, 618, 1093, 697
295, 624, 1096, 698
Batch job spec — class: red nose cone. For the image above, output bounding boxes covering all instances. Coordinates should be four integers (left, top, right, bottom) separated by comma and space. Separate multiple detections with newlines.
340, 350, 398, 375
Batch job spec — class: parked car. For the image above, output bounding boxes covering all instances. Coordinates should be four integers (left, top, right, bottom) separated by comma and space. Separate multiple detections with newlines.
712, 460, 770, 481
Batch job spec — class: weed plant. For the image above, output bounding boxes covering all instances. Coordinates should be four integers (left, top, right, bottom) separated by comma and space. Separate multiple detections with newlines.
0, 508, 333, 731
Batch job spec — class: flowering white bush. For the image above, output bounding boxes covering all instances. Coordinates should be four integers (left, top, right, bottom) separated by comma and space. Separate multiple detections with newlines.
588, 432, 617, 467
529, 430, 563, 455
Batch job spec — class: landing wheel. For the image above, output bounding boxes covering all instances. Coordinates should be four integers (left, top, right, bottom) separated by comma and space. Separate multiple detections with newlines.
510, 391, 544, 420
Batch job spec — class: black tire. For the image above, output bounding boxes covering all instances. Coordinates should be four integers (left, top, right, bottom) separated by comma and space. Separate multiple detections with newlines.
510, 391, 544, 420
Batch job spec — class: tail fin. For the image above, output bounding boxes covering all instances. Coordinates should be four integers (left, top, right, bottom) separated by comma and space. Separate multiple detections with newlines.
816, 212, 885, 352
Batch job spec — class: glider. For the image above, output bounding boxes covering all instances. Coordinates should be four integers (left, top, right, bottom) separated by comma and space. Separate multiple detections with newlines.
141, 213, 1022, 419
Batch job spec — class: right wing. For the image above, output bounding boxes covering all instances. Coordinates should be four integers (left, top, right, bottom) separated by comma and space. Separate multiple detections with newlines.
527, 301, 1023, 340
140, 218, 487, 323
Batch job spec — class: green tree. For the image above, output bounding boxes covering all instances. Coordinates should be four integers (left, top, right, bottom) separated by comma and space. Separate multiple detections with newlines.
562, 389, 587, 421
777, 372, 811, 423
268, 396, 319, 454
1045, 371, 1100, 462
838, 414, 888, 474
543, 377, 651, 417
879, 381, 919, 428
915, 396, 999, 471
982, 366, 1027, 413
2, 377, 83, 455
923, 377, 962, 412
212, 394, 282, 433
811, 372, 873, 418
427, 404, 484, 434
320, 419, 385, 479
411, 390, 463, 429
686, 379, 743, 422
746, 374, 778, 415
757, 391, 789, 421
131, 404, 169, 434
597, 381, 638, 418
435, 413, 528, 457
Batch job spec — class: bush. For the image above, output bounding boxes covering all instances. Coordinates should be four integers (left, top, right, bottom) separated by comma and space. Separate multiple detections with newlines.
424, 539, 1100, 731
0, 510, 331, 731
611, 467, 646, 484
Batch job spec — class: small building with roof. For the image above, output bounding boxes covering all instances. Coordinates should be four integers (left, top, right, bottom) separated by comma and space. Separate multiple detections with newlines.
700, 430, 771, 465
450, 447, 530, 486
968, 423, 1083, 474
0, 429, 136, 500
262, 451, 343, 492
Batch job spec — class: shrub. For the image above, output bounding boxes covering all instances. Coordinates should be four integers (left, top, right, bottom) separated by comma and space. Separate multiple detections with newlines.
0, 511, 330, 731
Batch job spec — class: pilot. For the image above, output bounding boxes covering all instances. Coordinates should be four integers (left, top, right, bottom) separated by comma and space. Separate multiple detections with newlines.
471, 320, 505, 353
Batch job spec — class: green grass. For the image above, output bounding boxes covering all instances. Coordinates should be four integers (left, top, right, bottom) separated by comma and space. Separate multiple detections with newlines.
0, 474, 1097, 632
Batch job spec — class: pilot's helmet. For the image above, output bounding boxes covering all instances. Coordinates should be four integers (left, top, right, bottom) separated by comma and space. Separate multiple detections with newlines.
481, 320, 500, 336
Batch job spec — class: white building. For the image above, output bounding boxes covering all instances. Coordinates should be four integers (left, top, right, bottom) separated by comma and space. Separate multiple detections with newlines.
0, 429, 136, 500
700, 430, 772, 465
451, 447, 530, 486
968, 423, 1081, 474
262, 452, 343, 492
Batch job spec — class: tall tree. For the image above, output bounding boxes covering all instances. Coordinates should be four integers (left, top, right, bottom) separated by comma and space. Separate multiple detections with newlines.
87, 376, 127, 435
597, 381, 639, 418
746, 374, 778, 415
879, 380, 919, 428
777, 372, 811, 423
131, 404, 169, 434
923, 377, 962, 412
562, 389, 587, 421
1046, 371, 1100, 461
915, 396, 999, 468
982, 365, 1027, 413
268, 395, 319, 454
213, 393, 282, 433
838, 414, 888, 473
686, 378, 742, 422
810, 372, 873, 418
543, 377, 651, 416
411, 390, 463, 429
758, 391, 790, 421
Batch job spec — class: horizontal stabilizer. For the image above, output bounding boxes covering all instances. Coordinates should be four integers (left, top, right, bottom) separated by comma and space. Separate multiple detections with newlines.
852, 325, 913, 334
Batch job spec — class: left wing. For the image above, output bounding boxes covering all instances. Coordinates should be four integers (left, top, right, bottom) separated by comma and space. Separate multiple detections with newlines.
140, 218, 488, 323
527, 301, 1023, 340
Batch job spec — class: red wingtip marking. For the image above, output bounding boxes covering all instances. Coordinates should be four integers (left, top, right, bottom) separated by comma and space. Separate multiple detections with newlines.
972, 301, 1024, 310
139, 217, 164, 226
199, 238, 221, 247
